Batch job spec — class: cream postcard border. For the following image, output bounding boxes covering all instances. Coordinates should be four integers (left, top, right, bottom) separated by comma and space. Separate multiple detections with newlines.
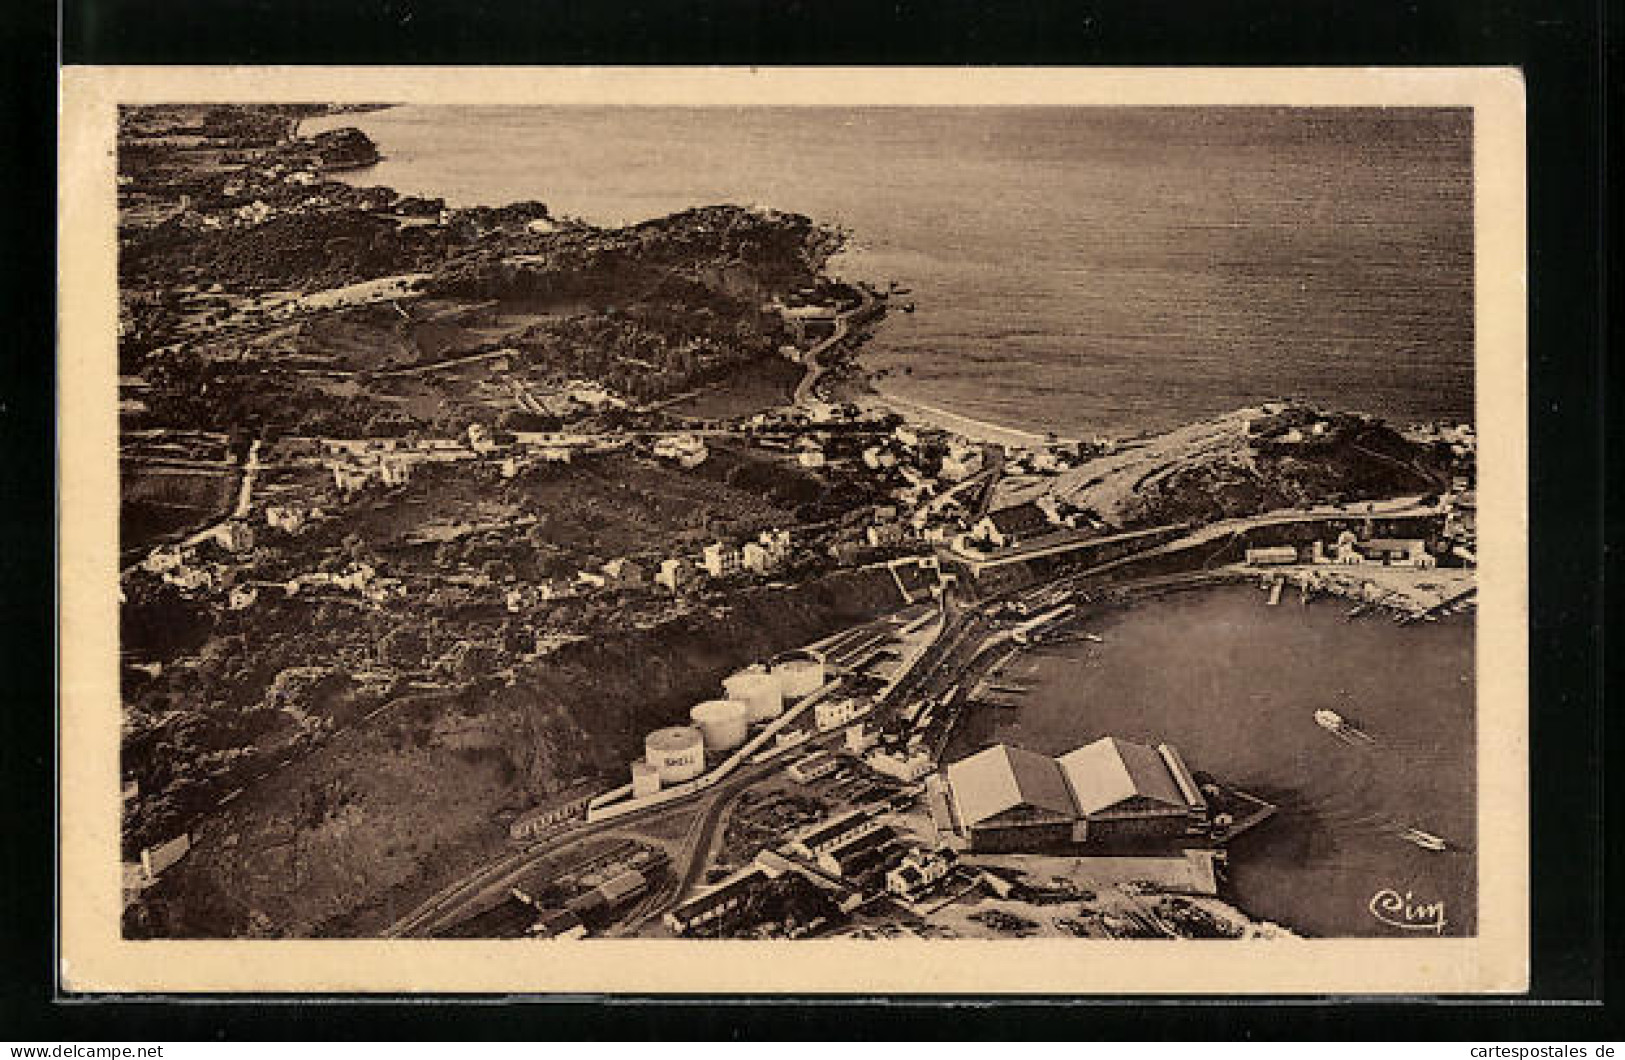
58, 65, 1528, 995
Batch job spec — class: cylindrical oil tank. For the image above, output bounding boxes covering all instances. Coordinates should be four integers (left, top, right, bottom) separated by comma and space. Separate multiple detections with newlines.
630, 759, 662, 798
689, 699, 750, 752
723, 666, 784, 722
645, 726, 705, 784
773, 655, 826, 700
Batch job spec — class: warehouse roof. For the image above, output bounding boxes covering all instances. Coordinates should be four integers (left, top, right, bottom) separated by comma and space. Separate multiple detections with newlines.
796, 807, 874, 851
1057, 737, 1186, 816
945, 744, 1076, 828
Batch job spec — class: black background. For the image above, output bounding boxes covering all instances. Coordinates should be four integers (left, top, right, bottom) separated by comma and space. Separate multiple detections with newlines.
1, 0, 1612, 1040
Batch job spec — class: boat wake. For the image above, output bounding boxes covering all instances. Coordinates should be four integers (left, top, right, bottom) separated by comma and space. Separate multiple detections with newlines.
1313, 708, 1377, 747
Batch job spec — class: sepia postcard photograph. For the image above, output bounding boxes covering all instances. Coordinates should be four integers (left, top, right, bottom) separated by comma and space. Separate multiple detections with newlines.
57, 66, 1528, 995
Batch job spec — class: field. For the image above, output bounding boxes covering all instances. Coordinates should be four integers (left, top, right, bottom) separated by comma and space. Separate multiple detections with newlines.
661, 356, 803, 421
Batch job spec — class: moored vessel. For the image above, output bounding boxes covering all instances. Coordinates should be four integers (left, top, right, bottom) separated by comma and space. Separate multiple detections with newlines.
1401, 827, 1448, 851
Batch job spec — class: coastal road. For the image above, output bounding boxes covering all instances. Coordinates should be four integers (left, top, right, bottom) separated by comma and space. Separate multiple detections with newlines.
954, 495, 1443, 575
792, 288, 876, 406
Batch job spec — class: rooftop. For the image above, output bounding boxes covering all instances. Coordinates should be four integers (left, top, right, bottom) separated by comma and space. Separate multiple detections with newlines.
796, 807, 875, 850
944, 744, 1076, 828
983, 502, 1052, 537
1057, 737, 1187, 816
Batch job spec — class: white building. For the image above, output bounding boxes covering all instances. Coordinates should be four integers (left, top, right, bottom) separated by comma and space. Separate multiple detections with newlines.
653, 435, 709, 469
1356, 538, 1436, 569
741, 541, 772, 574
867, 745, 934, 782
138, 834, 192, 884
788, 808, 881, 860
939, 444, 982, 482
601, 558, 645, 588
143, 545, 185, 575
227, 584, 259, 611
844, 725, 879, 755
331, 461, 372, 493
378, 455, 413, 487
814, 698, 868, 733
265, 505, 307, 534
164, 566, 214, 593
655, 557, 697, 593
536, 578, 577, 602
758, 529, 792, 565
213, 520, 255, 553
702, 542, 742, 579
787, 749, 837, 783
885, 848, 955, 900
861, 446, 897, 471
866, 521, 906, 549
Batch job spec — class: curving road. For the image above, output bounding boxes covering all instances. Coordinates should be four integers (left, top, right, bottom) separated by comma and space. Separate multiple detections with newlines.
792, 289, 877, 406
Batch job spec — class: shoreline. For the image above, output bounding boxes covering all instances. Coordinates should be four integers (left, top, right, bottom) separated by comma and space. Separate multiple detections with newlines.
859, 381, 1085, 450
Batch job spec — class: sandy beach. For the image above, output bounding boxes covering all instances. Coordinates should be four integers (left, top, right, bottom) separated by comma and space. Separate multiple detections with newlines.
864, 383, 1084, 450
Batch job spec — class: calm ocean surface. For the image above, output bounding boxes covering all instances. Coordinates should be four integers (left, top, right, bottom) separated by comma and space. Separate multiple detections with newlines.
305, 105, 1475, 439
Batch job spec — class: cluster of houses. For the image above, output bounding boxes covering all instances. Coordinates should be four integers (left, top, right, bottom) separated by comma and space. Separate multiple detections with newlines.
139, 517, 260, 597
282, 561, 407, 604
1243, 531, 1439, 570
496, 527, 798, 614
650, 434, 709, 469
321, 427, 614, 496
693, 529, 795, 582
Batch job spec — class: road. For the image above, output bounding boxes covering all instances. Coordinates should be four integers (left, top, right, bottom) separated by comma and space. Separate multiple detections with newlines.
951, 521, 1187, 573
792, 289, 876, 406
955, 495, 1443, 574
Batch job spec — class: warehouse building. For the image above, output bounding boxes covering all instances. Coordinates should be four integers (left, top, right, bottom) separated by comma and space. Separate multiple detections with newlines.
933, 737, 1209, 854
663, 865, 770, 936
788, 807, 882, 860
815, 825, 897, 878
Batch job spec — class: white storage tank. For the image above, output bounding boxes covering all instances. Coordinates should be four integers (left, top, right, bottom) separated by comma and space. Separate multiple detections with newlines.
773, 655, 826, 700
645, 726, 705, 784
689, 699, 750, 752
723, 666, 784, 722
630, 759, 662, 798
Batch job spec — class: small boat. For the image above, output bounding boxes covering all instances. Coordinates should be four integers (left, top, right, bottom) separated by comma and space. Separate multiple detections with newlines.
1401, 827, 1448, 852
1314, 709, 1376, 744
900, 302, 916, 313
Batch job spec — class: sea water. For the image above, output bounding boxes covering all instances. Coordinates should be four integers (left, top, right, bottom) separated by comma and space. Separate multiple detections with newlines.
303, 105, 1474, 440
